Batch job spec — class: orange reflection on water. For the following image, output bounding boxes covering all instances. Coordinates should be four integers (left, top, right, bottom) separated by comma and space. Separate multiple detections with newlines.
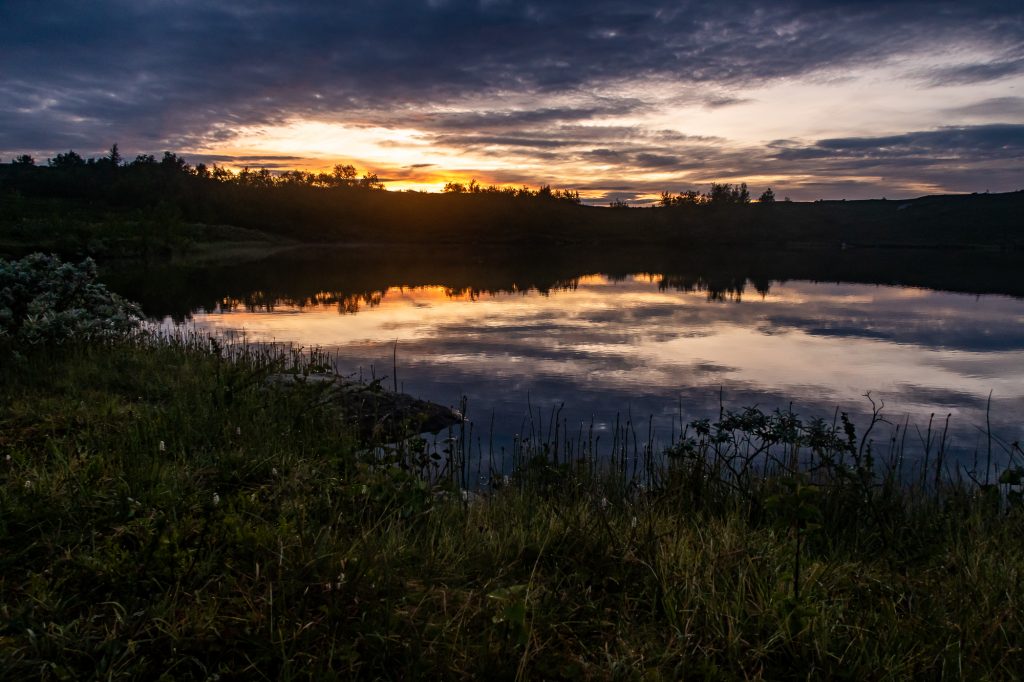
187, 276, 1024, 432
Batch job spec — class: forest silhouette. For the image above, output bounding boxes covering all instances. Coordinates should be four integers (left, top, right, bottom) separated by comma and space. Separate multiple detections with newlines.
2, 145, 1023, 255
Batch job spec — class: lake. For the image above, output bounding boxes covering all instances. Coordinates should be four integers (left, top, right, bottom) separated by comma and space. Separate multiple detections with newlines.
116, 245, 1024, 483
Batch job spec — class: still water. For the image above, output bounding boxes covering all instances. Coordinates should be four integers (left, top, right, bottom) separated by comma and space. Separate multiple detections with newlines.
156, 257, 1024, 476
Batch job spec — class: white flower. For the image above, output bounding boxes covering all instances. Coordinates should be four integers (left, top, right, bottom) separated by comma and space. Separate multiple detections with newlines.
24, 479, 32, 490
212, 492, 220, 506
235, 427, 241, 436
5, 454, 11, 463
599, 497, 609, 510
271, 467, 279, 476
631, 516, 638, 529
360, 484, 368, 495
158, 440, 166, 452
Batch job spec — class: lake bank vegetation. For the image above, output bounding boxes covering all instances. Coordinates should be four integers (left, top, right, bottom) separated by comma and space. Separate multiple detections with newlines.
2, 148, 1022, 263
2, 255, 1024, 679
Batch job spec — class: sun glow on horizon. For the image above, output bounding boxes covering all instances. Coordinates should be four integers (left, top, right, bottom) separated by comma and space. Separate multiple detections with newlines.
180, 48, 1024, 202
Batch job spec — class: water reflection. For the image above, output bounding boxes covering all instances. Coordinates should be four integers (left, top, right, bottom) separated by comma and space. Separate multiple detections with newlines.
176, 273, 1024, 473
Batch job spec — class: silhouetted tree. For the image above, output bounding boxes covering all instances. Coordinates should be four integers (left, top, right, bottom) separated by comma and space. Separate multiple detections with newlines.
332, 164, 357, 186
237, 167, 274, 188
211, 164, 233, 181
108, 143, 122, 167
707, 182, 750, 205
49, 150, 85, 168
359, 172, 384, 190
758, 187, 776, 204
12, 154, 35, 166
160, 152, 189, 173
660, 189, 703, 207
555, 189, 581, 204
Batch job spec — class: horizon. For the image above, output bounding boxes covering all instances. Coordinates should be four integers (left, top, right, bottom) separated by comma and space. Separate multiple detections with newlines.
4, 152, 1020, 206
3, 1, 1023, 203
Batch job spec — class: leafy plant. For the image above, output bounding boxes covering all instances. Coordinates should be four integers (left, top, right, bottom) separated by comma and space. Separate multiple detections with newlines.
0, 253, 142, 345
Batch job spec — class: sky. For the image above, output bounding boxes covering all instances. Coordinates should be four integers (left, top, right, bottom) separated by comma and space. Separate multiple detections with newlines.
2, 0, 1023, 202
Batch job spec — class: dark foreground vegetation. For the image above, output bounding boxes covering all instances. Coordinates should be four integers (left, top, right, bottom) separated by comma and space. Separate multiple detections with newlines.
3, 256, 1024, 679
2, 150, 1022, 262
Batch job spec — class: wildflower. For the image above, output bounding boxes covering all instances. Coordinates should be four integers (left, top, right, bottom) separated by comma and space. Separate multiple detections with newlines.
599, 497, 609, 510
271, 467, 279, 476
235, 427, 241, 436
631, 516, 638, 529
461, 489, 469, 502
5, 454, 11, 463
24, 479, 32, 490
158, 440, 166, 452
212, 492, 220, 506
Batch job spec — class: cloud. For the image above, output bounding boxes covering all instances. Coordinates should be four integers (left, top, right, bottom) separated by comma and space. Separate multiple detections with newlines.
2, 1, 1022, 197
923, 57, 1024, 86
943, 97, 1024, 118
778, 125, 1024, 160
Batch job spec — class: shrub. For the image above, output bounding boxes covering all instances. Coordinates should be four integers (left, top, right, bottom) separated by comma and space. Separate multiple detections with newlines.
0, 253, 142, 345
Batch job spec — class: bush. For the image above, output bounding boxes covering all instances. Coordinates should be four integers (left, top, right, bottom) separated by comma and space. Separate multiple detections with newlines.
0, 253, 142, 345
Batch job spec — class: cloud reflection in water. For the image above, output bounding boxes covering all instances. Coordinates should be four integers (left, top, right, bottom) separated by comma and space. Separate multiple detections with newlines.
184, 276, 1024, 465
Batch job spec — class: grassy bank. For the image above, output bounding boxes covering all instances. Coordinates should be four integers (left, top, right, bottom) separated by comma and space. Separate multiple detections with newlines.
2, 333, 1024, 679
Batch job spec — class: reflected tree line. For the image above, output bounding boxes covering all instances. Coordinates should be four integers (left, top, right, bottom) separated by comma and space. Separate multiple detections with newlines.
179, 273, 755, 317
100, 243, 1024, 323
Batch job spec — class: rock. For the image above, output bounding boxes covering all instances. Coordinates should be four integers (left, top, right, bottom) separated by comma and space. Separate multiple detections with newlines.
265, 373, 462, 438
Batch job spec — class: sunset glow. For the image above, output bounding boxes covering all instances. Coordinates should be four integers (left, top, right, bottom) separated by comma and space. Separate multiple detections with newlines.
3, 2, 1021, 201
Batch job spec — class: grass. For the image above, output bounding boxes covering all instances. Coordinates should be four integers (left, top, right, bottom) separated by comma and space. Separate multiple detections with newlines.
2, 333, 1024, 679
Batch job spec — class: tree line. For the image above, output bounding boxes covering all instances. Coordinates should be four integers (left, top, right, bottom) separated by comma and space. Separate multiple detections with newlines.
442, 178, 581, 204
659, 182, 779, 207
9, 146, 777, 209
9, 145, 386, 191
0, 144, 597, 245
